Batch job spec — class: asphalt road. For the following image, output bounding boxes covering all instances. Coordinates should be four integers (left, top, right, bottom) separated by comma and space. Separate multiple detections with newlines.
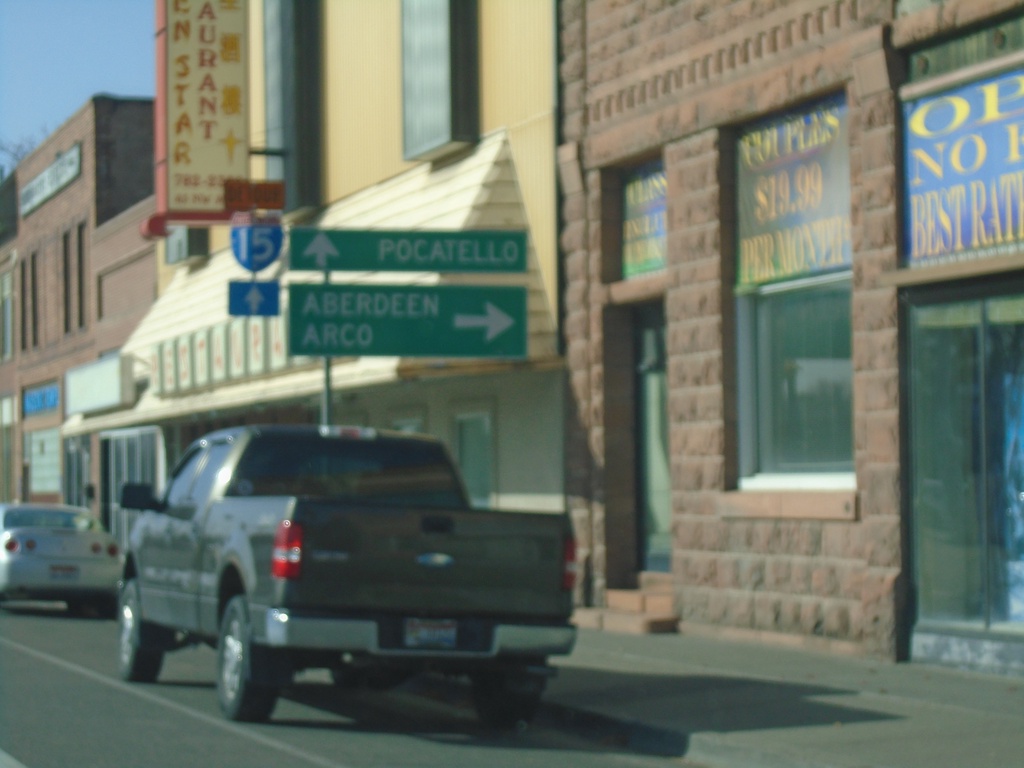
0, 602, 678, 768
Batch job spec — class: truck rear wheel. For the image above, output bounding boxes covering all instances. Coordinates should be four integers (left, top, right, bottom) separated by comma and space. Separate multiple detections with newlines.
117, 579, 165, 683
217, 596, 279, 722
471, 670, 545, 729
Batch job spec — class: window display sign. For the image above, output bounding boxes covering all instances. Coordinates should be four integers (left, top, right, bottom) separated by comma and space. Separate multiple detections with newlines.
622, 161, 667, 278
904, 69, 1024, 267
737, 94, 851, 288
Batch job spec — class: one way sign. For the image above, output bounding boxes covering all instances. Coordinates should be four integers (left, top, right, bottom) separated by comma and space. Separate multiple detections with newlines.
229, 281, 280, 316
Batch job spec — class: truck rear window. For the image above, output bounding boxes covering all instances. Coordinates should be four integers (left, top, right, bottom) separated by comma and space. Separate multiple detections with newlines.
226, 435, 468, 509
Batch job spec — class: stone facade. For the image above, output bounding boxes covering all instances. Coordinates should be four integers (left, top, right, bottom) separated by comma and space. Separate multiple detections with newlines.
558, 0, 1018, 660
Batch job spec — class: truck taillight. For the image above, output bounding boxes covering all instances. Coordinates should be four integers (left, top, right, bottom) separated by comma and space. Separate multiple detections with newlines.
272, 520, 304, 580
562, 536, 577, 591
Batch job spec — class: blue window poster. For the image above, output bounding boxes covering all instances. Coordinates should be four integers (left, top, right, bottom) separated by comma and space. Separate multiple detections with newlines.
904, 68, 1024, 267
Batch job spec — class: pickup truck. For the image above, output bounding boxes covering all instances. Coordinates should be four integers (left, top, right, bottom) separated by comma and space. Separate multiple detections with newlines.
116, 424, 577, 726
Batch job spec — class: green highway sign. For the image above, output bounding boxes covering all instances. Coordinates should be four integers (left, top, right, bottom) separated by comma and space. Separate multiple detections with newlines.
289, 228, 528, 273
288, 284, 527, 358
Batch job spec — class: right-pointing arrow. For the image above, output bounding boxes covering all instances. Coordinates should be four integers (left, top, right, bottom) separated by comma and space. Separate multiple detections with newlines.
453, 302, 515, 342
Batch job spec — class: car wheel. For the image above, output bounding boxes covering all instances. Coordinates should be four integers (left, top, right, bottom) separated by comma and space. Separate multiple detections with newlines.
471, 670, 545, 729
118, 579, 164, 682
217, 596, 278, 722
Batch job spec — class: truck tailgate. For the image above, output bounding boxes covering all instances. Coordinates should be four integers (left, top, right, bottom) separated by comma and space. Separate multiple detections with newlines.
283, 502, 573, 621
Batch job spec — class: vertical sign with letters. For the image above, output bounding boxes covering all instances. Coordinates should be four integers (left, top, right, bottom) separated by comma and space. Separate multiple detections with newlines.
164, 0, 249, 213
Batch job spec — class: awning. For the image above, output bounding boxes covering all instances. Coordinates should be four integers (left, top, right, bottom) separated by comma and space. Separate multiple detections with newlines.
61, 356, 401, 437
63, 129, 559, 438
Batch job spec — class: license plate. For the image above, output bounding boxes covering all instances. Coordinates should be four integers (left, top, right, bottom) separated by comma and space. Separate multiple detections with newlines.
404, 618, 457, 649
49, 564, 80, 581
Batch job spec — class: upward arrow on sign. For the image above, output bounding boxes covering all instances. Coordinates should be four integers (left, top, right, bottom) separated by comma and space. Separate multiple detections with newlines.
302, 231, 339, 270
289, 229, 528, 273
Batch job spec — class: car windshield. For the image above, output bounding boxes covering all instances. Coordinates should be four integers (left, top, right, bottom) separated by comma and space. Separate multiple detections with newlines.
3, 509, 100, 531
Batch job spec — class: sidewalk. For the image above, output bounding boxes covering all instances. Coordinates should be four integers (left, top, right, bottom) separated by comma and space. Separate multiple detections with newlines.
535, 628, 1024, 768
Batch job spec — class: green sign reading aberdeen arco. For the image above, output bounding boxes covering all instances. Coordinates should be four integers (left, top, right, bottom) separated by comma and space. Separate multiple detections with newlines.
289, 228, 528, 273
288, 283, 527, 358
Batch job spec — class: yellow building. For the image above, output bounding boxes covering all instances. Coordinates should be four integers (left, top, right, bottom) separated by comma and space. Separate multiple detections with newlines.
63, 1, 566, 537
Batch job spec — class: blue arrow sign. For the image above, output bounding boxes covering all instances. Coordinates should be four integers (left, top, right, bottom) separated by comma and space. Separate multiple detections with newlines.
229, 280, 280, 316
231, 223, 283, 272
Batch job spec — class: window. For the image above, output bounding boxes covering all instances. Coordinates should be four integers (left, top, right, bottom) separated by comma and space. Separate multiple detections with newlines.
228, 434, 465, 508
263, 0, 322, 211
63, 230, 72, 334
29, 252, 38, 348
77, 222, 86, 328
25, 428, 61, 495
401, 0, 479, 161
19, 259, 27, 351
738, 275, 853, 478
164, 446, 206, 511
1, 271, 12, 359
455, 411, 492, 508
187, 441, 234, 512
1, 397, 14, 501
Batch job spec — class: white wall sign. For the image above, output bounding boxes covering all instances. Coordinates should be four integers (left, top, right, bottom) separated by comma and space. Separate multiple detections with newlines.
20, 144, 82, 216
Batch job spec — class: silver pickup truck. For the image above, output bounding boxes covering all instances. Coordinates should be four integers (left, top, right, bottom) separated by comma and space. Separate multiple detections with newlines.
117, 424, 576, 726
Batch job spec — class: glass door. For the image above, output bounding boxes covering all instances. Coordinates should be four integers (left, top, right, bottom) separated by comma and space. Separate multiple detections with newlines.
909, 294, 1024, 633
634, 304, 670, 572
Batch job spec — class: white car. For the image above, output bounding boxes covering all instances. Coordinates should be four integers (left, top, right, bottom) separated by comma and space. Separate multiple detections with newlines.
0, 503, 122, 617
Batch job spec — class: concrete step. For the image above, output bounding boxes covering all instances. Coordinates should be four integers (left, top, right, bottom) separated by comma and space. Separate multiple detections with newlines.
572, 607, 679, 635
606, 588, 675, 615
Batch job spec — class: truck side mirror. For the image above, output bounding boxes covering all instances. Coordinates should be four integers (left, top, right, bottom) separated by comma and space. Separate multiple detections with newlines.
120, 482, 163, 512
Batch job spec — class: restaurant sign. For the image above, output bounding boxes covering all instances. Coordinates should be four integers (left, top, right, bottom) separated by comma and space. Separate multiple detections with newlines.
737, 93, 851, 289
153, 314, 290, 396
162, 0, 249, 215
904, 68, 1024, 267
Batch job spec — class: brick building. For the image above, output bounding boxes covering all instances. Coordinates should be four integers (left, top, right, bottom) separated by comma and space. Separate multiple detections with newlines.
559, 0, 1024, 672
0, 96, 156, 509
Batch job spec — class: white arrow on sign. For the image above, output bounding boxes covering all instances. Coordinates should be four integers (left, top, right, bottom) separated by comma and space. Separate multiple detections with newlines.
453, 302, 515, 342
302, 231, 339, 269
245, 284, 266, 313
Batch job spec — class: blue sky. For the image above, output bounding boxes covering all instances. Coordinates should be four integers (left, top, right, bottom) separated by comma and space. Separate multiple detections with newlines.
0, 0, 155, 170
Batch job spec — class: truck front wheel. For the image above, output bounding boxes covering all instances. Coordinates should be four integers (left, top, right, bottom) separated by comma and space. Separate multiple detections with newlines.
217, 596, 279, 722
117, 579, 165, 683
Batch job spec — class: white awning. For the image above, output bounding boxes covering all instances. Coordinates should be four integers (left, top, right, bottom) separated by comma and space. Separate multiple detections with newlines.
62, 356, 401, 437
63, 129, 559, 438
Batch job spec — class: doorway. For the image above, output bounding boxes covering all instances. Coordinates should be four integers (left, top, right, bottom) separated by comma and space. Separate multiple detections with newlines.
634, 303, 670, 572
908, 289, 1024, 645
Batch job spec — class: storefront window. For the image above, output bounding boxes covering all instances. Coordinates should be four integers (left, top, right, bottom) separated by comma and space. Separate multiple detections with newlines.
909, 293, 1024, 630
455, 411, 492, 509
735, 94, 853, 483
25, 428, 60, 495
739, 276, 853, 477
